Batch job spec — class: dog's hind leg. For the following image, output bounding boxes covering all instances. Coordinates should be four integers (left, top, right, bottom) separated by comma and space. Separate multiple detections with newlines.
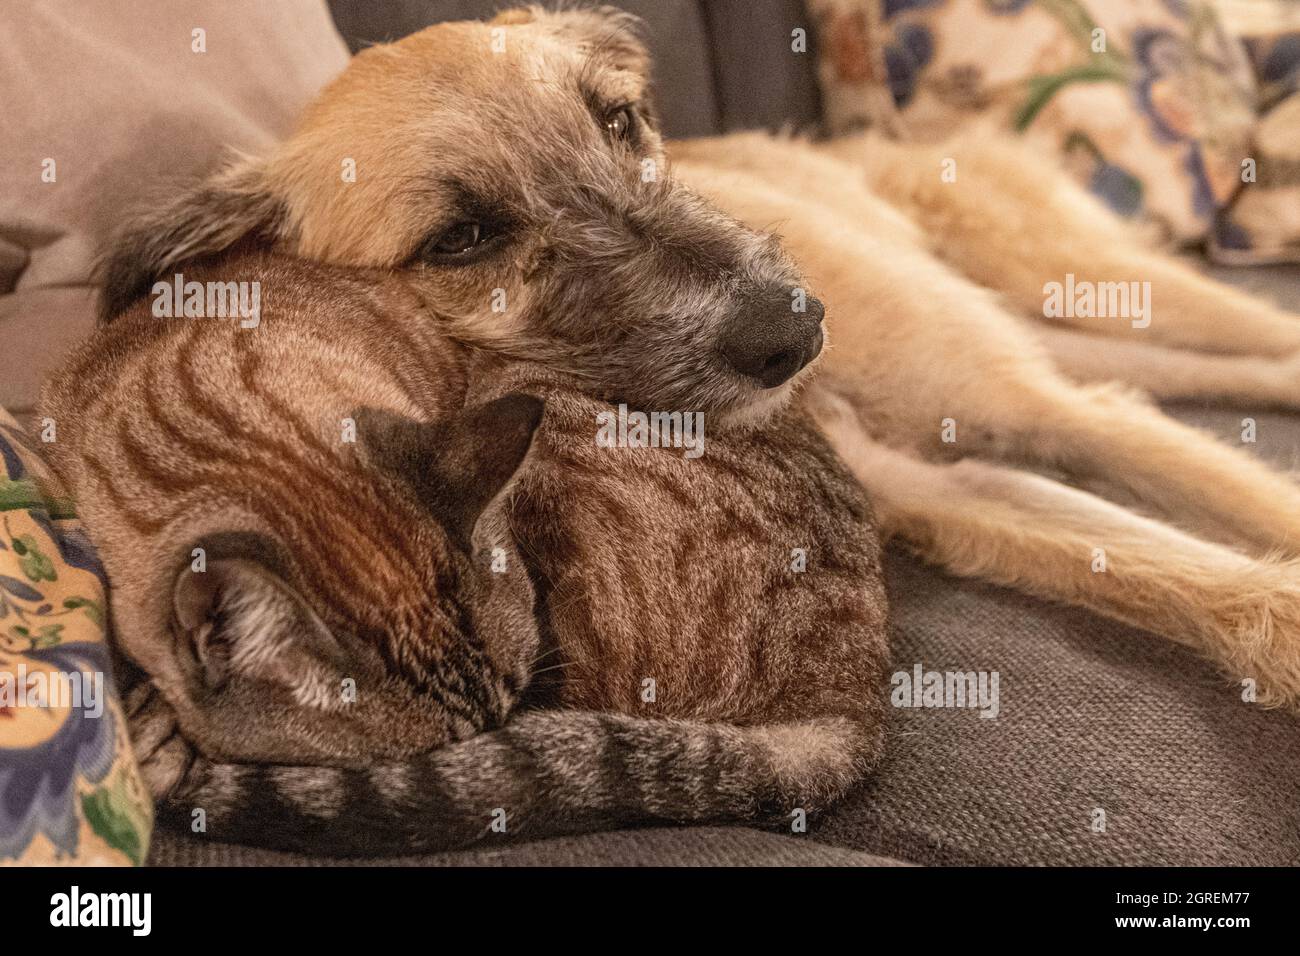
1028, 325, 1300, 409
809, 387, 1300, 708
681, 144, 1300, 553
932, 357, 1300, 557
822, 133, 1300, 357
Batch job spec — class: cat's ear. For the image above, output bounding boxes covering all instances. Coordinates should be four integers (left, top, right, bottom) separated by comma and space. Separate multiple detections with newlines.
171, 532, 346, 699
166, 532, 453, 764
98, 156, 284, 323
355, 394, 544, 546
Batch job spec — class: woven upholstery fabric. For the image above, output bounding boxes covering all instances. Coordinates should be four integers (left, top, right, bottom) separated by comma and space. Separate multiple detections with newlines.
148, 825, 909, 867
818, 541, 1300, 865
808, 0, 1259, 244
0, 409, 153, 865
814, 382, 1300, 866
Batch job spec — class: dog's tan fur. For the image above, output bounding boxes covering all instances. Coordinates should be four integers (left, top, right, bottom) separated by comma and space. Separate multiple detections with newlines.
93, 6, 1300, 706
674, 130, 1300, 705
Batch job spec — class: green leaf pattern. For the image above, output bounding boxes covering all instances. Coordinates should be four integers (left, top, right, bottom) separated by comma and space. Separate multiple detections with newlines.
1, 513, 104, 647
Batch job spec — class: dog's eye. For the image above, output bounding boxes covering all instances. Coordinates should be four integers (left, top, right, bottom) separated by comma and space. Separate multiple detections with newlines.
604, 106, 636, 143
428, 221, 483, 256
415, 208, 512, 266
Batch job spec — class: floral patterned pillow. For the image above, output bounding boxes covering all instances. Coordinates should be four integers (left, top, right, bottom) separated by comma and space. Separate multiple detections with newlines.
1209, 20, 1300, 263
0, 408, 151, 866
808, 0, 1259, 245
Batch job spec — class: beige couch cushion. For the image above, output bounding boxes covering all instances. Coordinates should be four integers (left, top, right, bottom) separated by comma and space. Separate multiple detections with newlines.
0, 0, 349, 414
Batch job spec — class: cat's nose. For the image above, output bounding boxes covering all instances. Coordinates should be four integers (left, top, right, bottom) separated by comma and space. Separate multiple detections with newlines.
720, 290, 825, 388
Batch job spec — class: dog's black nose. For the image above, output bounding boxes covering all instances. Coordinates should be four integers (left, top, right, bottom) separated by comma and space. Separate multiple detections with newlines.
720, 292, 825, 388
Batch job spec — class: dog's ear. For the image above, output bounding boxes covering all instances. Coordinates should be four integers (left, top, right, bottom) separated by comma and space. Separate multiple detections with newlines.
98, 156, 285, 323
489, 7, 537, 27
542, 5, 651, 78
540, 6, 662, 133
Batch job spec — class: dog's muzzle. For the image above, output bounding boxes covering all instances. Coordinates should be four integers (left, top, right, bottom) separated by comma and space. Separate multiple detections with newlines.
720, 289, 825, 389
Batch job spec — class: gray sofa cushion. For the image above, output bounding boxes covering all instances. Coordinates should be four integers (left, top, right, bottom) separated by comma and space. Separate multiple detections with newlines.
825, 531, 1300, 866
148, 824, 910, 866
697, 0, 822, 134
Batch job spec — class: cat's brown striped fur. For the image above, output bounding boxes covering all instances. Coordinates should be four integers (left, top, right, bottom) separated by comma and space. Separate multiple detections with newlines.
41, 252, 889, 855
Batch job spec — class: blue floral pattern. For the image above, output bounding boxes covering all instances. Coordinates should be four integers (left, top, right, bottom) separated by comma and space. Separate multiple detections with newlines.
0, 412, 150, 865
815, 0, 1258, 241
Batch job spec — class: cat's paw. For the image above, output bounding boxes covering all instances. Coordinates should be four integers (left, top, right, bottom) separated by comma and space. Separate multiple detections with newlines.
125, 683, 195, 799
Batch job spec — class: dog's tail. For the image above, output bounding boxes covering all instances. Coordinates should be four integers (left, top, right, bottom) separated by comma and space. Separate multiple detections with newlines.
142, 702, 877, 857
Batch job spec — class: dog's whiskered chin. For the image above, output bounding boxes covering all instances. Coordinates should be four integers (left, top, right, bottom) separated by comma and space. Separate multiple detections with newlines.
711, 378, 802, 432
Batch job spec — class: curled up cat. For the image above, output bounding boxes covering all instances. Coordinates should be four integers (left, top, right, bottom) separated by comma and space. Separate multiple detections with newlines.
40, 252, 891, 855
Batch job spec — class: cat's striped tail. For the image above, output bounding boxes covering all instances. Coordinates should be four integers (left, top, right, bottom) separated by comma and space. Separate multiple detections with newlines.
135, 697, 879, 857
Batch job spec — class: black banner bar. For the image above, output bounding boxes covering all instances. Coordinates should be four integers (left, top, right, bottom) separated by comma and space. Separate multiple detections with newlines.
5, 864, 1284, 941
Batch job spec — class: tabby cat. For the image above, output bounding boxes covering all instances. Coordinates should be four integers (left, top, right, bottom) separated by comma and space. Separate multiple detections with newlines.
40, 252, 889, 855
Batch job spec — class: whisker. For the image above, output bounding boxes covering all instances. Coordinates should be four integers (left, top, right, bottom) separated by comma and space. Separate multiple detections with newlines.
530, 645, 565, 666
530, 661, 576, 677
